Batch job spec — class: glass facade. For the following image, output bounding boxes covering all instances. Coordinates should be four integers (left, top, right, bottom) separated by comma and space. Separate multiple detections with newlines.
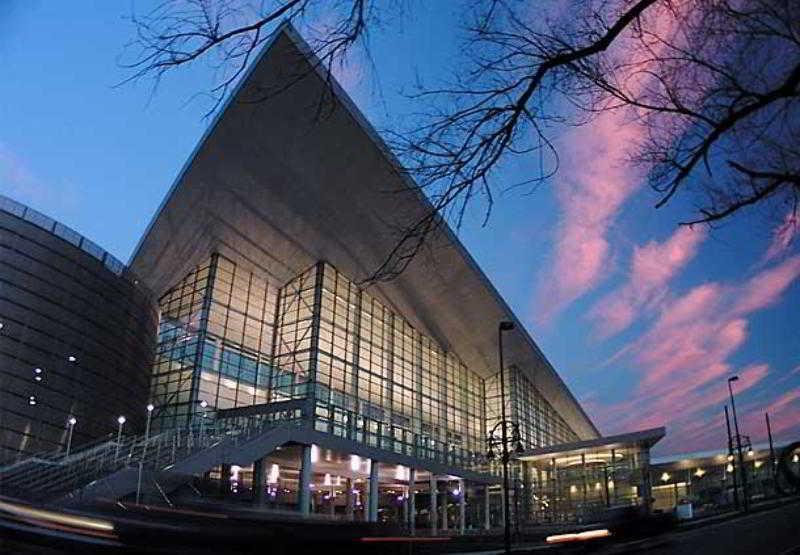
150, 256, 277, 430
486, 367, 578, 450
150, 254, 578, 472
524, 445, 649, 524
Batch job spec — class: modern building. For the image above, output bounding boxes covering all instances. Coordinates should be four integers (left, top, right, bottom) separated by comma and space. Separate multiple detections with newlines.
0, 24, 667, 533
516, 428, 665, 524
649, 442, 800, 514
0, 195, 158, 464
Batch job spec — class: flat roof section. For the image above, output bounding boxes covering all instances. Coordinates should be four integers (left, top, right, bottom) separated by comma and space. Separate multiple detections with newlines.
517, 427, 666, 464
129, 23, 599, 440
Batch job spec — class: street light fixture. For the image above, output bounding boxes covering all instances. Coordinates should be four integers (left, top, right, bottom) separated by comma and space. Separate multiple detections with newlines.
727, 376, 749, 512
492, 320, 515, 554
65, 417, 77, 457
115, 416, 126, 462
137, 404, 156, 504
199, 400, 208, 445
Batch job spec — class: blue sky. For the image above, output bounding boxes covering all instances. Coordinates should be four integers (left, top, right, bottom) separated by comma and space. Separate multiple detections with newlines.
2, 1, 798, 456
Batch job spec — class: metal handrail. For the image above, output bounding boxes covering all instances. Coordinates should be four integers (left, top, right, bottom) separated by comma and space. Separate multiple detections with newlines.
0, 410, 303, 500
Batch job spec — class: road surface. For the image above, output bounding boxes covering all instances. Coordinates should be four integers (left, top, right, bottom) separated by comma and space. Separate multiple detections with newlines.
611, 501, 800, 555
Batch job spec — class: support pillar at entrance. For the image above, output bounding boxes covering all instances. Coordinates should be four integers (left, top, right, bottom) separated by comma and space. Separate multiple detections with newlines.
346, 478, 354, 521
484, 485, 491, 530
298, 445, 312, 516
368, 459, 380, 522
408, 468, 416, 535
458, 479, 466, 535
219, 464, 231, 496
429, 474, 438, 536
500, 486, 507, 528
441, 483, 448, 532
252, 458, 266, 506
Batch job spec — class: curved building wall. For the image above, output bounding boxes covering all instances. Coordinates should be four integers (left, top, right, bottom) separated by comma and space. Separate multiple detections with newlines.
0, 196, 158, 464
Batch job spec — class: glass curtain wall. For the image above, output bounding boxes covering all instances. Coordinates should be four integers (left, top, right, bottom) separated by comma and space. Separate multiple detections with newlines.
486, 367, 578, 451
150, 255, 579, 474
529, 446, 647, 524
306, 263, 486, 466
151, 254, 277, 430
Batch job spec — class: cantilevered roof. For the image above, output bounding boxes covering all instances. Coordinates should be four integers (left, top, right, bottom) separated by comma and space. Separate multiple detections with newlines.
129, 24, 599, 440
517, 427, 666, 463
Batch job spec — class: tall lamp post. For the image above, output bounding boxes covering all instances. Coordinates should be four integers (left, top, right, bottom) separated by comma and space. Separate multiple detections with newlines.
65, 417, 77, 458
199, 400, 208, 446
727, 376, 749, 511
488, 320, 518, 554
115, 415, 126, 462
136, 404, 155, 504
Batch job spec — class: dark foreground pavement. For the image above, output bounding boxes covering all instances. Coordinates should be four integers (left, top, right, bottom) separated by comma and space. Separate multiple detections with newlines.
601, 500, 800, 555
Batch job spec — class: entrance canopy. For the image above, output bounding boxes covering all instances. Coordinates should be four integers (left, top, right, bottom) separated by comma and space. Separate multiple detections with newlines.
517, 427, 665, 469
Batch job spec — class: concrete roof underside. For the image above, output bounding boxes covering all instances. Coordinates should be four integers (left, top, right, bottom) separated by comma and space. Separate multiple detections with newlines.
129, 24, 599, 441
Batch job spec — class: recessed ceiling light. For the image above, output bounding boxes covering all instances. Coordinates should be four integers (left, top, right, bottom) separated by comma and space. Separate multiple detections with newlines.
67, 355, 77, 362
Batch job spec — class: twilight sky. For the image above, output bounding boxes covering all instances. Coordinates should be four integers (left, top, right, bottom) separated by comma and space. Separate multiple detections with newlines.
2, 1, 798, 456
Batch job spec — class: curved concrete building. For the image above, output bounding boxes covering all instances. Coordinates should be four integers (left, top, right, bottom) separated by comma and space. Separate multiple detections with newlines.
0, 195, 158, 463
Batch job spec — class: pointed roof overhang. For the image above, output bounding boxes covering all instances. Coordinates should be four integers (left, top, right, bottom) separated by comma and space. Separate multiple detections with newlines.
129, 24, 599, 440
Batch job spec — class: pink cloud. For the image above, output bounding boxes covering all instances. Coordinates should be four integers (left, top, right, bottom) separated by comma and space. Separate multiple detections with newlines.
589, 226, 707, 337
737, 387, 800, 444
533, 5, 688, 324
764, 210, 798, 262
593, 256, 800, 453
733, 255, 800, 315
761, 389, 800, 436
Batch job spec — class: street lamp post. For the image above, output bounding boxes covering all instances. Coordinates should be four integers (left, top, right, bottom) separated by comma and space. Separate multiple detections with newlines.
728, 376, 749, 511
65, 417, 77, 458
724, 405, 740, 509
115, 416, 126, 462
491, 321, 516, 554
136, 404, 155, 504
199, 400, 208, 446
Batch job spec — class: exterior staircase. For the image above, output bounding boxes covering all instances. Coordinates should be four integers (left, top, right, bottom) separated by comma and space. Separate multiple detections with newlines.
0, 407, 304, 506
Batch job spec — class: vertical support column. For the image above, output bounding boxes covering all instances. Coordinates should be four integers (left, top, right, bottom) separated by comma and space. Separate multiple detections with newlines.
484, 485, 491, 530
611, 448, 618, 505
348, 287, 363, 442
304, 262, 326, 423
368, 459, 380, 522
253, 458, 266, 506
441, 479, 448, 532
459, 480, 466, 535
429, 474, 438, 536
522, 462, 531, 526
408, 468, 417, 535
298, 444, 313, 516
346, 478, 354, 521
500, 485, 506, 528
639, 449, 652, 513
190, 254, 218, 416
581, 453, 587, 507
219, 463, 231, 496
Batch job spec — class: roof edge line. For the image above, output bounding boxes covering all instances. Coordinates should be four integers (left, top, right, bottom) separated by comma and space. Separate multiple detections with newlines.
128, 21, 296, 266
277, 25, 600, 439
